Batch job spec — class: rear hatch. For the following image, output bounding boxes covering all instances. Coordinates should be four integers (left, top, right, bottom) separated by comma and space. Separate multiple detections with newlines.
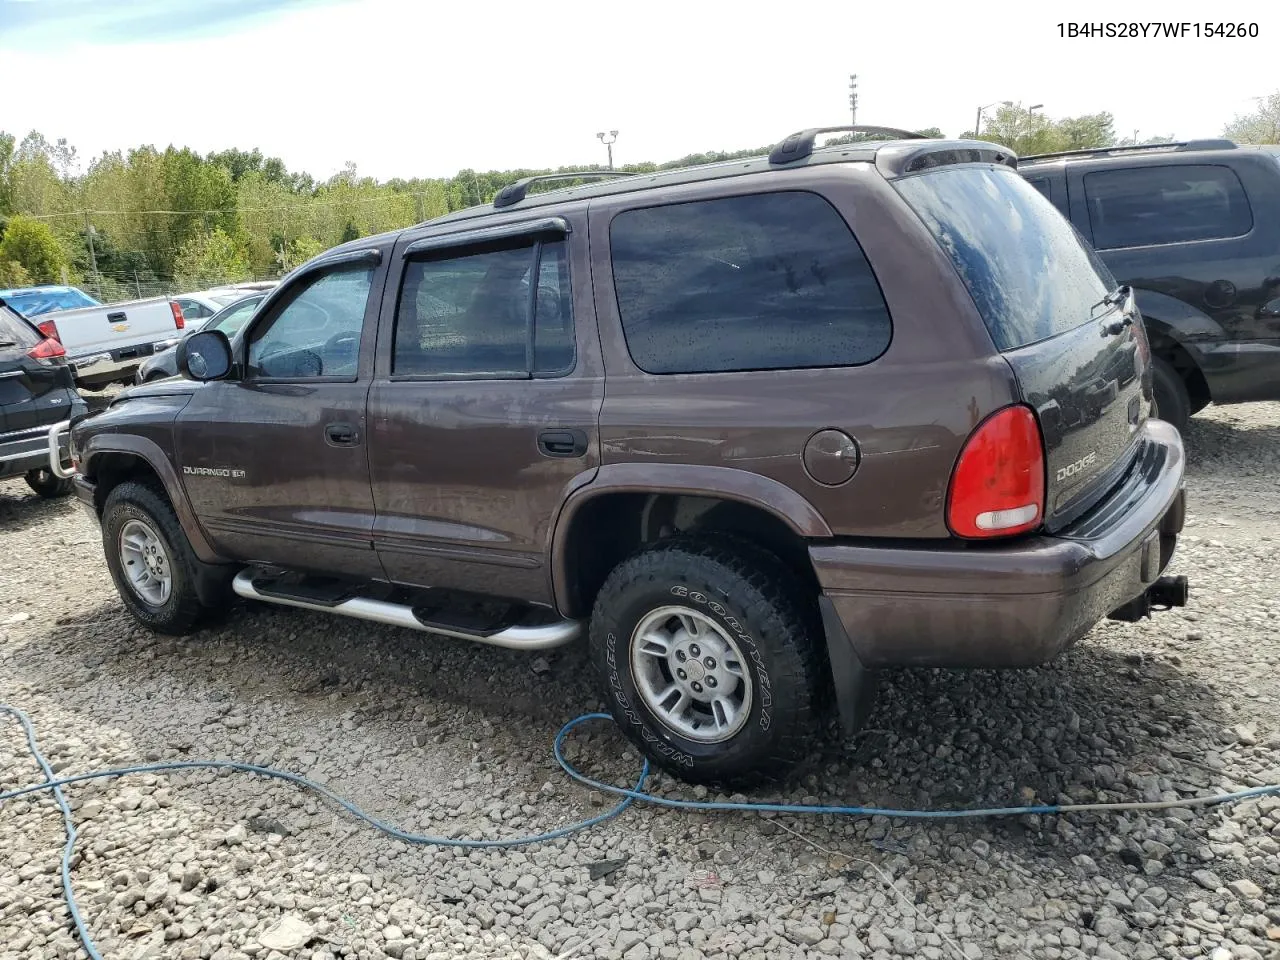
0, 305, 77, 436
895, 164, 1150, 531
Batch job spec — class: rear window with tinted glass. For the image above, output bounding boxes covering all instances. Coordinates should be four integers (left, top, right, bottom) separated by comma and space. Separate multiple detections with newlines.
0, 307, 41, 348
1083, 164, 1252, 249
896, 166, 1116, 351
609, 191, 891, 374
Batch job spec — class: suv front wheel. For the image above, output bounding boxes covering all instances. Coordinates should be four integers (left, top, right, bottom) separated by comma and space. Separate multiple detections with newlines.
102, 481, 210, 635
589, 537, 827, 786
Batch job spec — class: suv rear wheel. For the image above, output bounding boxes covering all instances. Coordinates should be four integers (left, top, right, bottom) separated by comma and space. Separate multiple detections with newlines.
1151, 357, 1190, 433
589, 537, 826, 786
102, 481, 209, 635
25, 468, 73, 499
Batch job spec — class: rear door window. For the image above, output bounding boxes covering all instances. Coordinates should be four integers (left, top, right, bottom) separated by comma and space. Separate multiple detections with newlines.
896, 165, 1116, 351
608, 191, 892, 374
1083, 164, 1253, 249
392, 237, 574, 378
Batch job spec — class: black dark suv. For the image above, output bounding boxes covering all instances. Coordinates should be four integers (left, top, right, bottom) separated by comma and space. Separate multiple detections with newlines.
1017, 139, 1280, 431
0, 301, 85, 497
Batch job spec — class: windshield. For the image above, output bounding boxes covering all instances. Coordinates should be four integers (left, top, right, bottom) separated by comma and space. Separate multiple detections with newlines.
209, 290, 251, 306
895, 165, 1117, 351
0, 287, 101, 317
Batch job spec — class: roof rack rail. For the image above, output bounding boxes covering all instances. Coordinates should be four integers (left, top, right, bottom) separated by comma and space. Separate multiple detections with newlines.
493, 171, 636, 209
769, 125, 928, 165
1019, 139, 1237, 163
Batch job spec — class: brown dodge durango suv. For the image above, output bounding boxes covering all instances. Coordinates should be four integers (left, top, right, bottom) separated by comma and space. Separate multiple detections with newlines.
62, 127, 1189, 784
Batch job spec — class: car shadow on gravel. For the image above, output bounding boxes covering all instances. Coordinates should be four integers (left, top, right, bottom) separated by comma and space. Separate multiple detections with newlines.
21, 595, 1235, 826
1183, 409, 1280, 468
0, 482, 78, 536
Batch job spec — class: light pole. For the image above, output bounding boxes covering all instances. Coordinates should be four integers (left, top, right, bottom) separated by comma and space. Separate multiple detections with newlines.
596, 130, 618, 170
974, 100, 1012, 139
849, 74, 858, 125
1028, 103, 1044, 118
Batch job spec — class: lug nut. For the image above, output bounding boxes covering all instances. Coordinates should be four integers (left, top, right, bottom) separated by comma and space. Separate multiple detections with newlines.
677, 669, 687, 680
704, 657, 716, 669
689, 644, 701, 657
691, 682, 703, 693
675, 650, 687, 662
705, 676, 717, 688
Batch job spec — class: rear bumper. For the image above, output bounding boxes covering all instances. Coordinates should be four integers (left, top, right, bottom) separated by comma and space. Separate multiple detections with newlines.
813, 418, 1186, 669
70, 341, 160, 384
0, 410, 82, 479
1200, 338, 1280, 404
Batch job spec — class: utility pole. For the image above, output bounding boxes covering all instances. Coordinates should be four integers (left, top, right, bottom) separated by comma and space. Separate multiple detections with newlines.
848, 74, 858, 125
596, 130, 618, 170
83, 211, 100, 296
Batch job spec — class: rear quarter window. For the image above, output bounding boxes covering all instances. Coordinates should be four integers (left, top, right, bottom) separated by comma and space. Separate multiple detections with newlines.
608, 191, 892, 374
0, 306, 41, 348
1083, 164, 1253, 249
896, 166, 1116, 351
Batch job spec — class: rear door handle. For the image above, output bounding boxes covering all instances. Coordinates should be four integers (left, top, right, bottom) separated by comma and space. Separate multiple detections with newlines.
325, 422, 359, 446
537, 428, 588, 458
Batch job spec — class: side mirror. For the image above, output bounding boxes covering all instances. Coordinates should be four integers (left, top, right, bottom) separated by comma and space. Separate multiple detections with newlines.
177, 330, 233, 381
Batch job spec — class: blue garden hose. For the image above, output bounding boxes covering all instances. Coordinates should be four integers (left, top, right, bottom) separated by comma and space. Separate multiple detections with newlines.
3, 705, 1278, 960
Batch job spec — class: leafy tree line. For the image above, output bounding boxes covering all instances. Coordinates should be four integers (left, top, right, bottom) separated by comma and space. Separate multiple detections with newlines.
1, 92, 1276, 300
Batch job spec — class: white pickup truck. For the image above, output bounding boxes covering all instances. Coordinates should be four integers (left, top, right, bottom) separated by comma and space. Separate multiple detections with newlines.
0, 286, 187, 389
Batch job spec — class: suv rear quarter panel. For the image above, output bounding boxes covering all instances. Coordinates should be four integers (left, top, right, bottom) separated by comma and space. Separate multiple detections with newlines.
587, 162, 1019, 539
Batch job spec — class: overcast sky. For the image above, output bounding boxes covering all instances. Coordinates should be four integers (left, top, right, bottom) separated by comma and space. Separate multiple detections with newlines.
1, 0, 1275, 181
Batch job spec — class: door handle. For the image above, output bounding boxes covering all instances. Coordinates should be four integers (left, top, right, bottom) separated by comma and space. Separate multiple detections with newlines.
537, 428, 588, 458
325, 422, 359, 446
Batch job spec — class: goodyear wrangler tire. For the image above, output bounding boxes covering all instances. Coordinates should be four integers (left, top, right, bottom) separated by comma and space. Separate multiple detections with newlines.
589, 537, 825, 786
102, 481, 208, 636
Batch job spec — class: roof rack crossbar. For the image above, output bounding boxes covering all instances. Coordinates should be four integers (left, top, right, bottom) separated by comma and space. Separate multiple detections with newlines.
493, 171, 637, 209
769, 125, 927, 165
1019, 139, 1237, 163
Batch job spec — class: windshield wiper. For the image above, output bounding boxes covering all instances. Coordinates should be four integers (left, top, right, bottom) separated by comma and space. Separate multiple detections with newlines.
1090, 284, 1131, 318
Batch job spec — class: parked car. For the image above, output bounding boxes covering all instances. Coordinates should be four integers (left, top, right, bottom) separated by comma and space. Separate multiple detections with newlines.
172, 282, 278, 332
0, 285, 102, 318
0, 302, 85, 498
136, 293, 267, 383
1017, 139, 1280, 431
63, 128, 1189, 785
18, 293, 188, 390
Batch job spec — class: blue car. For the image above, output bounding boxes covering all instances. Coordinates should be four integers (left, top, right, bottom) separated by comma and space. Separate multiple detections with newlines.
0, 285, 102, 318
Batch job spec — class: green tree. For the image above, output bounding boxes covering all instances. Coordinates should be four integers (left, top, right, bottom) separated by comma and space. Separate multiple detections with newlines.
173, 228, 250, 289
1223, 92, 1280, 144
276, 236, 324, 272
0, 214, 69, 282
976, 106, 1115, 155
1053, 113, 1116, 150
0, 132, 15, 215
340, 220, 361, 243
0, 259, 31, 286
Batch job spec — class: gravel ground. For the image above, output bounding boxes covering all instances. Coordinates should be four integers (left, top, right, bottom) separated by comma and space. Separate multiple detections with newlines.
1, 400, 1279, 960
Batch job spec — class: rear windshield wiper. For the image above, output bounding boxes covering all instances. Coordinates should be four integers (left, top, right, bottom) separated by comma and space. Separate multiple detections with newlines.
1090, 284, 1132, 318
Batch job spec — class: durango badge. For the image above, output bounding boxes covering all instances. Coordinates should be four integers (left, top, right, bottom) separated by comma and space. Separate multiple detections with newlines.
182, 465, 245, 479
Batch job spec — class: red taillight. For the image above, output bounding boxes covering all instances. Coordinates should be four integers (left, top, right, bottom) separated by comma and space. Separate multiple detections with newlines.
170, 301, 185, 330
27, 337, 66, 362
37, 318, 61, 343
947, 405, 1046, 539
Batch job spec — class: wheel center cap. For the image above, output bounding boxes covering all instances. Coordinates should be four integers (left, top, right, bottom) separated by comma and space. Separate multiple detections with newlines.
683, 660, 705, 682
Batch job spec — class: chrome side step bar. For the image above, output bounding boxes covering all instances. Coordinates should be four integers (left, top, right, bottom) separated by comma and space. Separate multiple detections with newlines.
231, 569, 581, 650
